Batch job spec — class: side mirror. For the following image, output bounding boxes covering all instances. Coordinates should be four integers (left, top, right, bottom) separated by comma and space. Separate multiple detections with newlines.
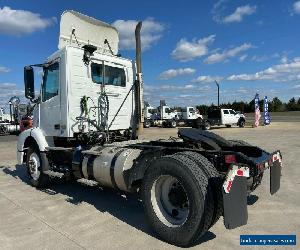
24, 66, 35, 99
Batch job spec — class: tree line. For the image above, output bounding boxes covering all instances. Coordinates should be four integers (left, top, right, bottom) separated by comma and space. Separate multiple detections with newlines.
194, 97, 300, 115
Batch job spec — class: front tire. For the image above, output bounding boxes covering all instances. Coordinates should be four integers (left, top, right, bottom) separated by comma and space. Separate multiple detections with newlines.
203, 121, 211, 130
171, 120, 177, 128
144, 120, 151, 128
26, 144, 50, 188
141, 154, 213, 247
238, 118, 245, 127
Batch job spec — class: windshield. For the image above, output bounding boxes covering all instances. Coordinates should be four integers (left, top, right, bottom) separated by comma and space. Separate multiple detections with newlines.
189, 108, 195, 113
149, 108, 158, 114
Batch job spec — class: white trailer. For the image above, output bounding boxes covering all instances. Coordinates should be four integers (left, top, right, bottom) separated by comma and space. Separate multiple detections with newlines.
17, 10, 282, 247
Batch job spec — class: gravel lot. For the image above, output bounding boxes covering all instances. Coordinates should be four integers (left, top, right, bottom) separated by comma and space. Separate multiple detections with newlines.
0, 121, 299, 249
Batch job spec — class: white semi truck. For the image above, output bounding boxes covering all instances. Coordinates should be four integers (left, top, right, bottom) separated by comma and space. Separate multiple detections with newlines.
0, 97, 22, 135
144, 101, 177, 128
144, 104, 203, 128
17, 10, 282, 247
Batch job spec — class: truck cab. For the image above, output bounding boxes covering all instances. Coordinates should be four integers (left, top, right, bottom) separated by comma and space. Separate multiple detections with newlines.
30, 46, 135, 138
182, 106, 202, 120
20, 10, 139, 146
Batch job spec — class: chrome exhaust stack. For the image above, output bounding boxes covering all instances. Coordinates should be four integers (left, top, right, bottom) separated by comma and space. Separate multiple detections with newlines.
134, 22, 144, 137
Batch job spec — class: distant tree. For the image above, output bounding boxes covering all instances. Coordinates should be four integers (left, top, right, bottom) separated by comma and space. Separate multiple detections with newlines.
287, 97, 299, 111
272, 97, 284, 112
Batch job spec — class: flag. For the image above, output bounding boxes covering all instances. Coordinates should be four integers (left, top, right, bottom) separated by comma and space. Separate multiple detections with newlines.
264, 96, 271, 125
254, 93, 261, 127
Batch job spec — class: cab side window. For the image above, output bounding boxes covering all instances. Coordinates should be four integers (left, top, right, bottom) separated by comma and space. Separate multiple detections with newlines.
91, 63, 126, 87
229, 110, 236, 115
42, 63, 59, 102
223, 110, 229, 114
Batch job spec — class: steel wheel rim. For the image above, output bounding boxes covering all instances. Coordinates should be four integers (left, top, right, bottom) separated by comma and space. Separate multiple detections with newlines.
29, 152, 40, 181
151, 175, 189, 227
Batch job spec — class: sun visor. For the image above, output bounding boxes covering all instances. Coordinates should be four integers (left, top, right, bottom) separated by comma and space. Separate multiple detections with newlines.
59, 10, 119, 55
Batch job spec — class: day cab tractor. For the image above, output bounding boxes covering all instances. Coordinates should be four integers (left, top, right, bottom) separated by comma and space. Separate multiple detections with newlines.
17, 10, 282, 247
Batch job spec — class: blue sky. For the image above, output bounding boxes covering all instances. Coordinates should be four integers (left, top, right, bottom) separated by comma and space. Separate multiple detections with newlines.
1, 0, 300, 109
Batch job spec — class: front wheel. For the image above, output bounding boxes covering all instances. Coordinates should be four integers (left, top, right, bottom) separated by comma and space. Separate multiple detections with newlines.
171, 120, 177, 128
238, 119, 245, 128
144, 120, 151, 128
26, 145, 50, 188
141, 154, 213, 247
203, 121, 211, 130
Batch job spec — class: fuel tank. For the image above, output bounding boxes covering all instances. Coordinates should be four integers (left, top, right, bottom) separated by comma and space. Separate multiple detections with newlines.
78, 146, 142, 192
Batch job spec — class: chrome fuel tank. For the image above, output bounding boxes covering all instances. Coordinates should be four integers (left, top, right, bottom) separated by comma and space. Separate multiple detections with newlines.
82, 146, 142, 192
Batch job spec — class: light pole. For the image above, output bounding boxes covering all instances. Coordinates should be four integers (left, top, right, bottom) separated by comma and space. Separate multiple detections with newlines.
215, 80, 220, 107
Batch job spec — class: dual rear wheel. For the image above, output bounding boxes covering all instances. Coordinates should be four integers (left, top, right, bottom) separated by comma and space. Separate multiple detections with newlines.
141, 152, 221, 247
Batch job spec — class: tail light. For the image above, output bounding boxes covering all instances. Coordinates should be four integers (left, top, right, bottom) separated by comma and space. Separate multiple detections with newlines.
225, 154, 237, 164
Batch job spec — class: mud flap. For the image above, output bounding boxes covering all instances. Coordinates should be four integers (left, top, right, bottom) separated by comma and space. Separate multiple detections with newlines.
223, 176, 248, 229
270, 160, 281, 195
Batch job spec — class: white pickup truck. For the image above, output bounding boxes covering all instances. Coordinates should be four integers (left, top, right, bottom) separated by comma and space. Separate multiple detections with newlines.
202, 108, 246, 130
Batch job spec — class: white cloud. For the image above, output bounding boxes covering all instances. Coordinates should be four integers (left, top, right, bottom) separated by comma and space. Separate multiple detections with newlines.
145, 84, 198, 92
0, 66, 10, 73
212, 0, 228, 23
191, 75, 223, 83
144, 83, 212, 106
239, 54, 248, 62
227, 58, 300, 81
158, 68, 196, 80
293, 84, 300, 89
293, 1, 300, 14
112, 18, 165, 50
171, 35, 215, 62
280, 56, 288, 64
223, 5, 256, 23
204, 43, 252, 64
0, 6, 56, 36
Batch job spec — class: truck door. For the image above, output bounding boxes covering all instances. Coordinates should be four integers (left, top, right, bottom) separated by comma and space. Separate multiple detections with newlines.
39, 61, 61, 136
222, 109, 231, 124
229, 109, 238, 124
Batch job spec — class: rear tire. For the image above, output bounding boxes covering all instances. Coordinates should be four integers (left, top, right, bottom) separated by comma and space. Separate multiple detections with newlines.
141, 154, 214, 247
176, 151, 223, 228
26, 144, 50, 188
